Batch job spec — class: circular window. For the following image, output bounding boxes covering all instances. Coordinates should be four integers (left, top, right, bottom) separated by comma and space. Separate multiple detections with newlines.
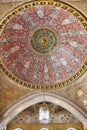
14, 128, 23, 130
40, 128, 49, 130
67, 128, 77, 130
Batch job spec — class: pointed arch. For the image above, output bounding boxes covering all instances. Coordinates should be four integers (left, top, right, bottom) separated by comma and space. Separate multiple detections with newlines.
1, 91, 87, 128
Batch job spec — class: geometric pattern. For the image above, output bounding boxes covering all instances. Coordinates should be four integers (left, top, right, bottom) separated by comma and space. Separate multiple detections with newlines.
10, 113, 80, 124
30, 27, 58, 54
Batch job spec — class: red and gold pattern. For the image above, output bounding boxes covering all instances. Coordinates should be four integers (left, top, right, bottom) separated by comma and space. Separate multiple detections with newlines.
0, 1, 87, 89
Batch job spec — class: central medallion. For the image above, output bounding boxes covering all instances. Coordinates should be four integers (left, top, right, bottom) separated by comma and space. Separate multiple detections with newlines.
29, 27, 58, 54
39, 37, 48, 46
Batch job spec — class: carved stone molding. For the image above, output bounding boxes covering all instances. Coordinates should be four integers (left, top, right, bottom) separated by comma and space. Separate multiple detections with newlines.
1, 92, 87, 128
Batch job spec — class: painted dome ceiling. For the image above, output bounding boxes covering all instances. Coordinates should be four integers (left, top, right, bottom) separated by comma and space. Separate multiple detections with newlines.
0, 0, 87, 89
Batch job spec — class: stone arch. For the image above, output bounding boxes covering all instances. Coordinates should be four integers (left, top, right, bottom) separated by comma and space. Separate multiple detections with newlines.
1, 91, 87, 129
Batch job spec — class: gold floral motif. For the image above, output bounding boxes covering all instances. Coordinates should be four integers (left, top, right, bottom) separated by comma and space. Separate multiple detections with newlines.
29, 27, 58, 55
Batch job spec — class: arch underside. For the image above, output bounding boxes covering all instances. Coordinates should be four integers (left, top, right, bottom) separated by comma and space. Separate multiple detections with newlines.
1, 92, 87, 127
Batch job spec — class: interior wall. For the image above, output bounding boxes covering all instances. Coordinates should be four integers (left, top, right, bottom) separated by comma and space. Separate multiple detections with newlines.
1, 92, 87, 128
7, 123, 84, 130
10, 111, 80, 124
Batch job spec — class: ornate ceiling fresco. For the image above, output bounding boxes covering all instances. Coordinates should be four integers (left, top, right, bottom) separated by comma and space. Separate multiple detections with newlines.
0, 0, 87, 90
0, 0, 87, 125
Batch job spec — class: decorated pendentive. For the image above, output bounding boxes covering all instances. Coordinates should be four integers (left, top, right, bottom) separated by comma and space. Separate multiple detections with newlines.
0, 0, 87, 89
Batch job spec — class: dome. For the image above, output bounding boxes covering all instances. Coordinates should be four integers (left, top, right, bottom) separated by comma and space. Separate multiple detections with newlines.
0, 0, 87, 89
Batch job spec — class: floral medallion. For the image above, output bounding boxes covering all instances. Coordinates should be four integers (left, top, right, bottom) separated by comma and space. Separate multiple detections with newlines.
0, 1, 87, 89
29, 27, 58, 54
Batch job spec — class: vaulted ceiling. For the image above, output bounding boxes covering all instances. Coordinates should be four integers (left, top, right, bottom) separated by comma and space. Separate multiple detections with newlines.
0, 0, 87, 121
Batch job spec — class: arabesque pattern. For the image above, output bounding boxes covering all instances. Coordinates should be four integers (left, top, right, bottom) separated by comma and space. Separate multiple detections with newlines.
0, 1, 87, 89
